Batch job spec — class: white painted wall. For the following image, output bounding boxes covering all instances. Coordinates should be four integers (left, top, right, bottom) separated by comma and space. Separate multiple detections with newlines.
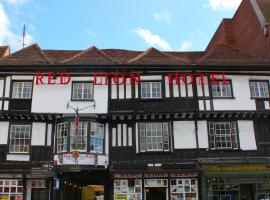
5, 76, 10, 97
47, 124, 52, 146
173, 121, 197, 149
7, 154, 30, 161
213, 75, 270, 111
0, 79, 4, 98
197, 121, 209, 148
31, 122, 46, 146
0, 122, 9, 144
238, 120, 257, 150
32, 76, 108, 113
12, 75, 33, 80
105, 123, 109, 155
165, 76, 170, 98
126, 78, 132, 99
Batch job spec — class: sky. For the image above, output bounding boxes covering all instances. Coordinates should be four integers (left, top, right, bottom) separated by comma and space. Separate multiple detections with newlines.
0, 0, 242, 52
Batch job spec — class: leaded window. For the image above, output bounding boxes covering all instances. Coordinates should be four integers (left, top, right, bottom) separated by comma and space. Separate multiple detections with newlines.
212, 81, 232, 98
0, 179, 23, 200
90, 122, 104, 153
139, 122, 169, 152
12, 81, 32, 99
9, 124, 31, 153
141, 82, 161, 98
70, 122, 87, 151
209, 121, 238, 149
72, 82, 93, 100
57, 122, 69, 152
250, 81, 269, 98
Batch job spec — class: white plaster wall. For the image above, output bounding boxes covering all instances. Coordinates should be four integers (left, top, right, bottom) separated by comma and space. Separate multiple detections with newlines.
197, 121, 209, 148
12, 75, 33, 80
5, 76, 10, 97
173, 121, 197, 149
32, 76, 108, 113
7, 154, 30, 161
140, 75, 162, 80
238, 120, 257, 150
31, 122, 46, 146
213, 75, 260, 110
105, 123, 109, 155
165, 76, 170, 98
126, 78, 132, 99
0, 79, 4, 97
47, 124, 52, 146
0, 122, 9, 144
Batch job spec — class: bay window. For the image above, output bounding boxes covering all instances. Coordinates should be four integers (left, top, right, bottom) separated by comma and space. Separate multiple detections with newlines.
70, 122, 87, 151
139, 122, 170, 152
90, 122, 104, 153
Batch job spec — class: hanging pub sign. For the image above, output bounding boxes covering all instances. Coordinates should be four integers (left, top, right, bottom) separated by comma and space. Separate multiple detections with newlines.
35, 71, 228, 86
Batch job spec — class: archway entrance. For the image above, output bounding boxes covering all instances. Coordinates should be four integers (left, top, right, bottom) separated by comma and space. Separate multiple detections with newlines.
60, 171, 109, 200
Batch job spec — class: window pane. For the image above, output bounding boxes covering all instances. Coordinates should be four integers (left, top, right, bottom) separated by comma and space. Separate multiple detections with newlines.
9, 125, 31, 153
90, 122, 104, 153
12, 82, 32, 99
72, 82, 93, 100
250, 81, 269, 98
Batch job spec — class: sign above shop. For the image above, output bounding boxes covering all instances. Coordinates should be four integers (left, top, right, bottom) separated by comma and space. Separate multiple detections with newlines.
114, 173, 142, 179
204, 165, 270, 172
35, 72, 228, 86
144, 173, 168, 178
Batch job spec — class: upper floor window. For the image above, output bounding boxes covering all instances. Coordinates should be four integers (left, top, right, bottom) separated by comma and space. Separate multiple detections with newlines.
12, 81, 32, 99
72, 82, 94, 101
56, 121, 104, 153
141, 82, 161, 99
250, 81, 269, 98
90, 122, 104, 153
70, 122, 87, 151
208, 121, 238, 150
212, 81, 232, 98
9, 124, 31, 153
139, 122, 170, 152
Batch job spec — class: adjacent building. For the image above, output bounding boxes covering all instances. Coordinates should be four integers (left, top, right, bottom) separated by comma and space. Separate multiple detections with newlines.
0, 0, 270, 200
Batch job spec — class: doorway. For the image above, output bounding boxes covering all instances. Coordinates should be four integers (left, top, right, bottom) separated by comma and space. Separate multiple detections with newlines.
145, 187, 166, 200
240, 184, 255, 200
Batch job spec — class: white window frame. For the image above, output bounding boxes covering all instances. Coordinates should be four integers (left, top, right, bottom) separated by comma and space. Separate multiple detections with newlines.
141, 81, 162, 99
72, 82, 94, 100
0, 179, 23, 199
70, 121, 87, 151
90, 122, 104, 153
208, 121, 238, 150
250, 81, 269, 98
9, 124, 31, 153
56, 122, 69, 152
212, 81, 232, 98
12, 81, 32, 99
170, 178, 198, 200
139, 122, 170, 152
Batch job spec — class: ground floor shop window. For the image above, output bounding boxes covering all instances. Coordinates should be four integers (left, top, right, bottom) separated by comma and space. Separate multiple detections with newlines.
205, 176, 270, 200
171, 179, 198, 200
114, 179, 142, 200
0, 179, 23, 200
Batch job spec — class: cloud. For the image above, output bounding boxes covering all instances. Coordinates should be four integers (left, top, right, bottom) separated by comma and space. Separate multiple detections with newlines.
208, 0, 242, 10
153, 10, 172, 24
134, 28, 171, 50
0, 1, 33, 51
5, 0, 28, 6
179, 41, 192, 51
85, 29, 98, 38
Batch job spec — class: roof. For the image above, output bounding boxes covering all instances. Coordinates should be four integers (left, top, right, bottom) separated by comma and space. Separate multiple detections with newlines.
0, 44, 52, 65
0, 46, 10, 58
256, 0, 270, 23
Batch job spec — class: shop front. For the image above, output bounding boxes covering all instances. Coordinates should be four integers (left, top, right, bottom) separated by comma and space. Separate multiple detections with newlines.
201, 165, 270, 200
113, 172, 199, 200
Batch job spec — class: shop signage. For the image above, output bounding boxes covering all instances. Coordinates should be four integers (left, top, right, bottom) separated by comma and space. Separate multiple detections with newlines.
170, 172, 198, 177
114, 173, 142, 179
144, 173, 168, 178
115, 194, 128, 200
0, 174, 22, 178
31, 167, 48, 178
35, 72, 228, 86
204, 165, 270, 172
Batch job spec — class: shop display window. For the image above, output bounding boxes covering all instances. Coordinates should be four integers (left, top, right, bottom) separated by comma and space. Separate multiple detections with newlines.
114, 179, 142, 200
170, 179, 198, 200
0, 180, 23, 200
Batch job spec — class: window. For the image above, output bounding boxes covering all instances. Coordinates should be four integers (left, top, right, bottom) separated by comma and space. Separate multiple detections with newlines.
250, 81, 269, 98
90, 122, 104, 153
212, 81, 232, 98
0, 179, 23, 200
9, 124, 31, 153
141, 82, 161, 98
72, 82, 93, 100
12, 81, 32, 99
209, 121, 238, 149
139, 122, 169, 152
170, 179, 198, 200
31, 180, 46, 200
114, 179, 142, 200
70, 122, 87, 151
57, 123, 69, 152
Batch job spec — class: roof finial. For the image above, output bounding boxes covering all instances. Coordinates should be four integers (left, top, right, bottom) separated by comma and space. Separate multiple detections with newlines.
22, 24, 26, 48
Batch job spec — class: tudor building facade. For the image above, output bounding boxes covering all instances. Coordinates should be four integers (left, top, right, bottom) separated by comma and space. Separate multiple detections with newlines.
1, 0, 270, 200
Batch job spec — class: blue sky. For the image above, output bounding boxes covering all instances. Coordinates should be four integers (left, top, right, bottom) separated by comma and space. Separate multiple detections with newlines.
0, 0, 242, 52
